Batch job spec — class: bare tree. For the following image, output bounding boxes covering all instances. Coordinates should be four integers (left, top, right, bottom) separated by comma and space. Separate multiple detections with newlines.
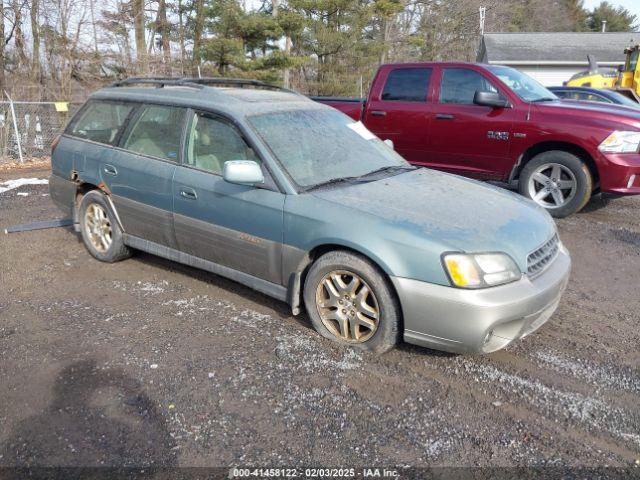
30, 0, 42, 84
191, 0, 204, 76
133, 0, 147, 73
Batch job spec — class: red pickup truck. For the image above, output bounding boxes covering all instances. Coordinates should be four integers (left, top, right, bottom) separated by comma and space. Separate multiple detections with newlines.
314, 62, 640, 217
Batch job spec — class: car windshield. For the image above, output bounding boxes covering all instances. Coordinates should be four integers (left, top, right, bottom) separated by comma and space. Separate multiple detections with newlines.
486, 65, 558, 102
605, 90, 640, 108
248, 109, 411, 189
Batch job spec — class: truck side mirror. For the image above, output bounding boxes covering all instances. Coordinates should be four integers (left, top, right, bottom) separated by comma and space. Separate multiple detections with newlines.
473, 90, 510, 109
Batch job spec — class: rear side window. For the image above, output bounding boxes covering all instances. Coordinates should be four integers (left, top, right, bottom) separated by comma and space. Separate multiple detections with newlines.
122, 105, 186, 162
69, 101, 133, 145
381, 68, 432, 102
440, 68, 499, 105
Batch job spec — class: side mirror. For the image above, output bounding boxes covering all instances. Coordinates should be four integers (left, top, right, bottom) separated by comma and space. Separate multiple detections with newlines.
473, 90, 510, 108
383, 139, 394, 149
223, 160, 264, 186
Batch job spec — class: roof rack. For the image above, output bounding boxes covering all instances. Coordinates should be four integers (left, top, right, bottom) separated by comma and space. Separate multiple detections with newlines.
108, 77, 195, 88
109, 76, 296, 94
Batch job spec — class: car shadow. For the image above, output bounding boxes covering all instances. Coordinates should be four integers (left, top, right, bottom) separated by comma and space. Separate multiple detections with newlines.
0, 359, 176, 476
579, 192, 613, 214
131, 251, 315, 332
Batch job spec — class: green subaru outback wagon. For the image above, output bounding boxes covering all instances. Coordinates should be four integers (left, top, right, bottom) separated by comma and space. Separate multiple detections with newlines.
49, 78, 570, 354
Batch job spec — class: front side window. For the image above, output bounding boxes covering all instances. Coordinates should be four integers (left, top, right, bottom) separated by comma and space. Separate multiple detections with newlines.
440, 68, 499, 105
123, 105, 185, 161
185, 113, 258, 174
70, 101, 134, 145
381, 68, 432, 102
579, 93, 609, 103
249, 109, 409, 189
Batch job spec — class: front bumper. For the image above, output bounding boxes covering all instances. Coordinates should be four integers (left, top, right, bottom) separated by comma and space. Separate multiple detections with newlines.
598, 152, 640, 194
391, 249, 571, 354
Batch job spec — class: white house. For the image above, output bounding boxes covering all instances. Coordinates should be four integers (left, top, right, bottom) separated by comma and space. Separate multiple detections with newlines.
477, 32, 638, 86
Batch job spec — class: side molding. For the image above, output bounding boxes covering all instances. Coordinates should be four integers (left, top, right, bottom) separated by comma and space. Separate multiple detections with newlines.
123, 234, 289, 302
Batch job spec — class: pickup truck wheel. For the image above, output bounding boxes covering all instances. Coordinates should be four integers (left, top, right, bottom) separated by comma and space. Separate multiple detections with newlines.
79, 190, 131, 263
303, 250, 400, 354
519, 151, 592, 218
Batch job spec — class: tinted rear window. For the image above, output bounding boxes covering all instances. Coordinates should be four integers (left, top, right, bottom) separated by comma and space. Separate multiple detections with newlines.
381, 68, 432, 102
69, 101, 134, 145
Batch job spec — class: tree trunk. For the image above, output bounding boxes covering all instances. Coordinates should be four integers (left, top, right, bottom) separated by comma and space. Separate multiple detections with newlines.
133, 0, 148, 73
0, 0, 5, 96
89, 0, 99, 55
30, 0, 42, 85
178, 0, 186, 74
157, 0, 171, 74
191, 0, 205, 76
13, 2, 28, 67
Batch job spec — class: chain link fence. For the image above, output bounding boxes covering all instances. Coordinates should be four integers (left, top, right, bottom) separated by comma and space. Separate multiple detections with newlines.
0, 101, 81, 163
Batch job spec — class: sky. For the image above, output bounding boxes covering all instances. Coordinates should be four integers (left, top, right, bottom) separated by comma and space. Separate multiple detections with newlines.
583, 0, 640, 26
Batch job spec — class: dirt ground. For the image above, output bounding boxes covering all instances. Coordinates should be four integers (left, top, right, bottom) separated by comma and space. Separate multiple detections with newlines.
0, 167, 639, 473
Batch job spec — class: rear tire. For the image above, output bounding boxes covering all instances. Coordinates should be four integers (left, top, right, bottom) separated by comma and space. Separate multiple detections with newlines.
518, 151, 592, 218
78, 190, 131, 263
303, 250, 400, 354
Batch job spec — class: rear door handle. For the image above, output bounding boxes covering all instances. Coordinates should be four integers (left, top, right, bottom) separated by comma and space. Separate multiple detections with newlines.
370, 110, 387, 117
103, 164, 118, 176
179, 187, 197, 200
435, 113, 455, 120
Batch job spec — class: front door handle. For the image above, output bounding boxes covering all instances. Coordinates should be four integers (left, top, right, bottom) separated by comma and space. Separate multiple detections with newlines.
103, 164, 118, 176
370, 110, 387, 117
435, 113, 455, 120
179, 187, 197, 200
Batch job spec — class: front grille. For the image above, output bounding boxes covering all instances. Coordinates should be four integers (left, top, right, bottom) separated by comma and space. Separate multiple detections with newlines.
527, 234, 559, 277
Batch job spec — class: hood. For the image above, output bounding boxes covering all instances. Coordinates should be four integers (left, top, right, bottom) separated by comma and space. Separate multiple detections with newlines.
535, 99, 640, 129
311, 168, 557, 272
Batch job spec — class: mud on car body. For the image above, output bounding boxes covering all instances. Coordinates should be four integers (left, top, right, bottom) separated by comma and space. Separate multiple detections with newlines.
50, 78, 571, 354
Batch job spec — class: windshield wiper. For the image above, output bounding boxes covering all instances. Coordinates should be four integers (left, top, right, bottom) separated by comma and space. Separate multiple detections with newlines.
302, 176, 362, 192
355, 165, 416, 180
303, 165, 415, 192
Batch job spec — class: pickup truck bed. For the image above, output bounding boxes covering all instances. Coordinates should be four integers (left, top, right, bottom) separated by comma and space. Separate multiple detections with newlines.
309, 97, 363, 121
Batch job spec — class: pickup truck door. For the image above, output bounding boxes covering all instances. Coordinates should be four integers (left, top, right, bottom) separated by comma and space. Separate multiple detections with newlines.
428, 67, 515, 179
363, 67, 433, 164
172, 110, 285, 284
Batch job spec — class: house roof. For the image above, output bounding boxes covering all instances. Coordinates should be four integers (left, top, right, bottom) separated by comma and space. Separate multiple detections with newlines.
478, 32, 638, 65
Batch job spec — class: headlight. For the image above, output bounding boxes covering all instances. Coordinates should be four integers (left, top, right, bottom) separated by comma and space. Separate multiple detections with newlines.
598, 131, 640, 154
443, 253, 521, 289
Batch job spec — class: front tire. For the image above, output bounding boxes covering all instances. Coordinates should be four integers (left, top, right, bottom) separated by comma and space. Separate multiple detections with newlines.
303, 250, 400, 354
79, 190, 131, 263
518, 151, 592, 218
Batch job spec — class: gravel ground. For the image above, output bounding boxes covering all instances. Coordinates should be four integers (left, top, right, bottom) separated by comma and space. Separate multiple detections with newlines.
0, 168, 638, 474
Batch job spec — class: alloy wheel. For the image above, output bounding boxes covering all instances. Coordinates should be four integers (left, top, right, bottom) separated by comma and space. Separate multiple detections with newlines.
84, 203, 113, 252
315, 270, 379, 343
527, 163, 577, 209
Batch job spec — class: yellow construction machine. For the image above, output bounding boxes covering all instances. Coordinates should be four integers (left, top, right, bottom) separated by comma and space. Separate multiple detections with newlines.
566, 46, 640, 102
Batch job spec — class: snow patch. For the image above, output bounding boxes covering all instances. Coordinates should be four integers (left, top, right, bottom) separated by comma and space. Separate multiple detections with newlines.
0, 178, 48, 194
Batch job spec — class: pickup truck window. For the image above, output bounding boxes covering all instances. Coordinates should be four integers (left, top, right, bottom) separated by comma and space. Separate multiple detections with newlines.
440, 68, 499, 105
249, 109, 408, 189
486, 65, 556, 102
122, 105, 186, 162
69, 101, 134, 145
381, 68, 432, 102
